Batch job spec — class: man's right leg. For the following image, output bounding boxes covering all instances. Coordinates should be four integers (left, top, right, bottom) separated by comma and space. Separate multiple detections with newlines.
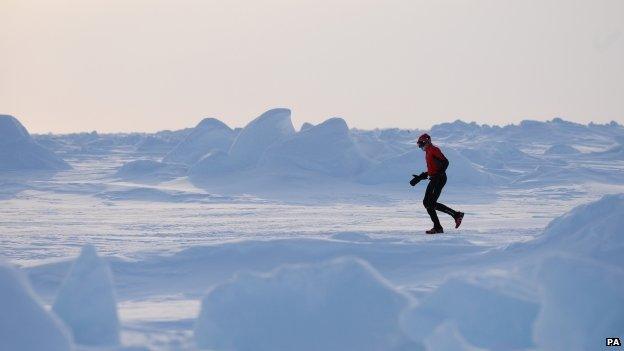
435, 203, 457, 217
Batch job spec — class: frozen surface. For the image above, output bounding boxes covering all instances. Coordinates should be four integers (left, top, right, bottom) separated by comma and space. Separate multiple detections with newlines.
1, 115, 624, 350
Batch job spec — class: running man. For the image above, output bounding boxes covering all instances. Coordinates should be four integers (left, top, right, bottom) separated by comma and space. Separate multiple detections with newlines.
410, 133, 464, 234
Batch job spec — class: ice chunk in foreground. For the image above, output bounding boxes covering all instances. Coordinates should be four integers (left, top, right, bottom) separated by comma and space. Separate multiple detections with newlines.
0, 259, 72, 351
52, 244, 120, 346
516, 193, 624, 267
401, 279, 538, 350
534, 256, 624, 351
423, 322, 486, 351
195, 257, 414, 351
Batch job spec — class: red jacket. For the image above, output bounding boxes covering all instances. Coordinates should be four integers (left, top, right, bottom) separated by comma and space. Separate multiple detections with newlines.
425, 144, 448, 176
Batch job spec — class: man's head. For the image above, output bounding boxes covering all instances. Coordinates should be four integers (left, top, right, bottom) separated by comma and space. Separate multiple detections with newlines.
417, 133, 431, 150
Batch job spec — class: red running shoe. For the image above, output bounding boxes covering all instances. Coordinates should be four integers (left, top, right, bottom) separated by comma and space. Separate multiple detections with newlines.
454, 212, 464, 229
426, 227, 444, 234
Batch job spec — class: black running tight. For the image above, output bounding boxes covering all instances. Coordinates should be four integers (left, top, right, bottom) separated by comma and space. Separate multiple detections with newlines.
423, 173, 457, 229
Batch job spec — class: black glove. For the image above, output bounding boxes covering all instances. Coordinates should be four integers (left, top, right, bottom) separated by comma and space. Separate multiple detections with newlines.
409, 175, 420, 186
410, 172, 429, 186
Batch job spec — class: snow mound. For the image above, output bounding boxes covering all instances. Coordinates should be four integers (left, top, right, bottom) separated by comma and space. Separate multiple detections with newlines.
430, 120, 485, 141
0, 115, 71, 171
589, 144, 624, 160
460, 141, 537, 170
544, 143, 580, 155
0, 259, 72, 351
422, 322, 486, 351
228, 108, 295, 167
0, 114, 30, 143
438, 147, 500, 186
163, 118, 236, 165
260, 117, 371, 177
188, 150, 243, 178
534, 256, 624, 351
52, 244, 120, 346
350, 129, 411, 161
135, 135, 178, 154
195, 257, 413, 351
115, 159, 188, 182
518, 193, 624, 267
401, 279, 538, 350
300, 122, 314, 131
357, 149, 421, 184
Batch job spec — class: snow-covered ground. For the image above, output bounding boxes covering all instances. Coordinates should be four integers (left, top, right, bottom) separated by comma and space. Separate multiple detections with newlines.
1, 113, 623, 350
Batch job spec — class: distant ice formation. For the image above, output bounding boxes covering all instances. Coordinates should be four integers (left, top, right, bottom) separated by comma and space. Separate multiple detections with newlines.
260, 117, 371, 177
103, 111, 624, 190
300, 122, 314, 131
164, 118, 237, 165
189, 150, 242, 178
0, 115, 71, 171
228, 108, 296, 167
136, 135, 179, 154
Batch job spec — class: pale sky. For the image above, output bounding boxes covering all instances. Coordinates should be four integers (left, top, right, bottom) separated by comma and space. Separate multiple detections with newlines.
1, 0, 623, 133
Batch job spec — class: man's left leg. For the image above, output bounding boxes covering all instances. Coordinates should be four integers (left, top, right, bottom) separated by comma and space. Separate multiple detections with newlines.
433, 174, 464, 228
